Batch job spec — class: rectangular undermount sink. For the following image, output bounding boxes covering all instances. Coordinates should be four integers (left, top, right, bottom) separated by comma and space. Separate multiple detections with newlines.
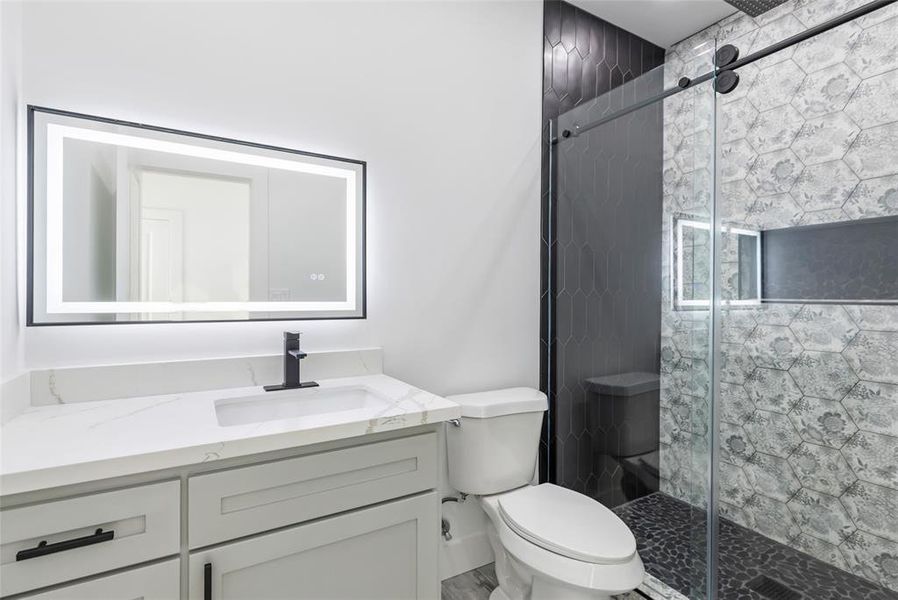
215, 385, 393, 427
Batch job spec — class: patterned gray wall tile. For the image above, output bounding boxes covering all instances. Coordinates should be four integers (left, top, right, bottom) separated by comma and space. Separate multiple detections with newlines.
721, 308, 758, 343
720, 180, 758, 224
788, 441, 857, 495
720, 98, 759, 143
840, 529, 898, 590
798, 208, 850, 226
720, 342, 757, 384
721, 381, 758, 424
844, 16, 898, 78
721, 421, 756, 466
745, 494, 802, 545
791, 63, 860, 119
792, 533, 851, 571
788, 160, 858, 212
793, 0, 869, 27
746, 104, 805, 152
746, 149, 805, 194
747, 59, 806, 111
748, 193, 804, 229
745, 324, 804, 369
843, 174, 898, 220
842, 381, 898, 436
788, 488, 857, 545
789, 395, 858, 448
844, 305, 898, 332
791, 21, 861, 73
720, 139, 759, 183
748, 14, 805, 68
857, 3, 898, 27
842, 431, 898, 489
788, 305, 858, 352
841, 481, 898, 544
789, 351, 858, 400
721, 461, 755, 506
744, 367, 802, 413
754, 303, 803, 326
744, 409, 802, 457
743, 452, 802, 501
843, 331, 898, 384
844, 122, 898, 179
843, 70, 898, 129
791, 112, 860, 166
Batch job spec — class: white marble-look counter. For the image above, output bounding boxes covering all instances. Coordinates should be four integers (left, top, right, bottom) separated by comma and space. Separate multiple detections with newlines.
1, 374, 460, 496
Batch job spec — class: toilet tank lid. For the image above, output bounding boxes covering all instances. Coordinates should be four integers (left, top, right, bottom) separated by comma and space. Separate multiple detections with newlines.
446, 388, 547, 419
585, 372, 660, 397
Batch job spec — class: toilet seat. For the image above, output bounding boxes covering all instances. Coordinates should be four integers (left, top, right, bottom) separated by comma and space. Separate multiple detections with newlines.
497, 484, 637, 564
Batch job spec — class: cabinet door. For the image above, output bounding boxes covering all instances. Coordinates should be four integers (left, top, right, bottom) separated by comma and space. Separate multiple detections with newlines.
189, 492, 438, 600
21, 559, 178, 599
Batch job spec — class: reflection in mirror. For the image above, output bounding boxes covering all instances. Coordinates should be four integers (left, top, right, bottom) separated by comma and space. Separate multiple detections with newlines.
673, 217, 711, 309
29, 107, 365, 324
672, 215, 761, 310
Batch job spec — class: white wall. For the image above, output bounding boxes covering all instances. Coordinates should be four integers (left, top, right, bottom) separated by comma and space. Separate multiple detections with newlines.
1, 0, 23, 385
16, 0, 543, 400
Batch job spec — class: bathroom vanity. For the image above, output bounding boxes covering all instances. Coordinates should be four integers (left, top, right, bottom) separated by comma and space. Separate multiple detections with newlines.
0, 371, 460, 599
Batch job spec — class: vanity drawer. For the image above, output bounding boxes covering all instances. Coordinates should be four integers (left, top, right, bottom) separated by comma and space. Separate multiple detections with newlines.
0, 480, 180, 597
189, 432, 438, 548
18, 559, 179, 599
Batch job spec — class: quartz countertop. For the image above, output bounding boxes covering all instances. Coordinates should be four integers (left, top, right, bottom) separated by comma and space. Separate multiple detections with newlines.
0, 374, 460, 496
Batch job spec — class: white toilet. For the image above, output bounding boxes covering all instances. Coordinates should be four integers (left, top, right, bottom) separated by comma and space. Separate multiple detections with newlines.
446, 388, 644, 600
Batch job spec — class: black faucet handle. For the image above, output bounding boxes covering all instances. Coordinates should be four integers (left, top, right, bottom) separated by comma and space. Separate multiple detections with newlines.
284, 331, 301, 341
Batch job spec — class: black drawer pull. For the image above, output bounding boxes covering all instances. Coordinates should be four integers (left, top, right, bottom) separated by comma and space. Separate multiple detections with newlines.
204, 562, 212, 600
15, 528, 114, 561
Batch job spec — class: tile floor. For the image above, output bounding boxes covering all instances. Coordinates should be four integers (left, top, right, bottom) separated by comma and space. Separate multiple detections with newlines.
615, 492, 898, 600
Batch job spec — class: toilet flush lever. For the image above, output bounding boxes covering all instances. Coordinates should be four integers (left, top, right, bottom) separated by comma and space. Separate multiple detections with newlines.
448, 419, 461, 427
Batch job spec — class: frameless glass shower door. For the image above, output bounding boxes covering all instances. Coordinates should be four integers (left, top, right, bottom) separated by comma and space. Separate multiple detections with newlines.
550, 41, 719, 599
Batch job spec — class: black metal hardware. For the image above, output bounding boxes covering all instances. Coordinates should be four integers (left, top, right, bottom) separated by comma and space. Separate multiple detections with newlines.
264, 332, 319, 391
715, 70, 740, 94
558, 0, 897, 140
714, 44, 740, 68
15, 528, 114, 561
204, 562, 212, 600
678, 77, 692, 88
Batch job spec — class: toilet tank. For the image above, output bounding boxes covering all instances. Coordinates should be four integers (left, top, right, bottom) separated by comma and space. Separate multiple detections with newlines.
445, 388, 547, 495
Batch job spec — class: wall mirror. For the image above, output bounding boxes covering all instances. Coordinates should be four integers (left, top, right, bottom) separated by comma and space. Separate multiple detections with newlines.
28, 107, 365, 325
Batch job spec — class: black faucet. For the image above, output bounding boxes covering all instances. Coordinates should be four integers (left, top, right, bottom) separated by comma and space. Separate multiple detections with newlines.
264, 332, 319, 392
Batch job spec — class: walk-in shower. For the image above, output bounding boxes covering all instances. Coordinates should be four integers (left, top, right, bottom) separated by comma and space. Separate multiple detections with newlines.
544, 0, 898, 598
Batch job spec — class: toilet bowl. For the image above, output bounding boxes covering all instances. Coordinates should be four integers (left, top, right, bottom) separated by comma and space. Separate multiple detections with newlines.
446, 388, 644, 600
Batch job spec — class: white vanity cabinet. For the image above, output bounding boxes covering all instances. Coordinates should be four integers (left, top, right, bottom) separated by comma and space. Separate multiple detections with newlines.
0, 481, 180, 597
18, 560, 179, 599
1, 427, 443, 600
189, 493, 439, 600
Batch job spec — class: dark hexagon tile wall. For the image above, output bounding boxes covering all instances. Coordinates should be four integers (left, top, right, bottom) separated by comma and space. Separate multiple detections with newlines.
540, 0, 665, 490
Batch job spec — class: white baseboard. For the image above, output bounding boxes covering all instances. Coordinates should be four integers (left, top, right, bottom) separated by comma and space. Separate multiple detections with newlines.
439, 529, 494, 581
